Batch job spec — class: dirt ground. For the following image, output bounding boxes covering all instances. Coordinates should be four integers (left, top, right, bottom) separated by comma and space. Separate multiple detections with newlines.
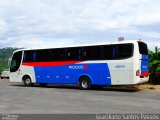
136, 84, 160, 90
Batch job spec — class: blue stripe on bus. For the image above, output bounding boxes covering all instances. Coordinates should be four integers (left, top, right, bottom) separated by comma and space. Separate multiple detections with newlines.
34, 63, 111, 85
141, 54, 149, 75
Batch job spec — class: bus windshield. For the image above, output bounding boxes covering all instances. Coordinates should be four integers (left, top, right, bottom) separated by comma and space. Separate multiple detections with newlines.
10, 51, 22, 72
138, 42, 148, 55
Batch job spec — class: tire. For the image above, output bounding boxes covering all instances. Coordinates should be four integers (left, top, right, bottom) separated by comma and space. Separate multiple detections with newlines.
23, 77, 32, 86
1, 77, 3, 79
79, 77, 91, 90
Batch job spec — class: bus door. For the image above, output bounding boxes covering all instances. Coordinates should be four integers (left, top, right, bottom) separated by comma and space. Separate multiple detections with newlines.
10, 51, 22, 82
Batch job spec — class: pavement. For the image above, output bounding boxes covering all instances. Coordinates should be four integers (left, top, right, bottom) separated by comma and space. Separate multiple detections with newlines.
0, 78, 160, 114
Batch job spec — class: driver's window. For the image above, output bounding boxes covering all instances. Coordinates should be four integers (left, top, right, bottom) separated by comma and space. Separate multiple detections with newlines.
11, 60, 16, 68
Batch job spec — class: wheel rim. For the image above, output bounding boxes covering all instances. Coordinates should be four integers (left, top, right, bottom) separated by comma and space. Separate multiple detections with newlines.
25, 78, 31, 85
81, 80, 88, 88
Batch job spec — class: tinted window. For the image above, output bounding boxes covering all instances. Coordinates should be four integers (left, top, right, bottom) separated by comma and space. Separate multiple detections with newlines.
66, 47, 82, 60
138, 42, 148, 55
117, 44, 133, 59
103, 45, 116, 60
50, 48, 65, 61
23, 51, 34, 62
36, 50, 50, 61
10, 51, 22, 72
83, 46, 102, 60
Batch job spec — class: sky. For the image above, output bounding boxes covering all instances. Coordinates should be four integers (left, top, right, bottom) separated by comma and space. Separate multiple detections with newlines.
0, 0, 160, 51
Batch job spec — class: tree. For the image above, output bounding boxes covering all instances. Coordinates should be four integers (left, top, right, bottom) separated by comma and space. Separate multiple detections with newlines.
0, 48, 18, 72
148, 46, 160, 84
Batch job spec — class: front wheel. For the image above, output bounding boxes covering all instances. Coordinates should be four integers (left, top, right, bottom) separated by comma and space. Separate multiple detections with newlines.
23, 77, 32, 86
79, 77, 91, 90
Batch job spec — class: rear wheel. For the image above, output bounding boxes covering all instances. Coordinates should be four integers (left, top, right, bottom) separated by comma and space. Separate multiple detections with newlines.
23, 77, 32, 86
79, 77, 91, 90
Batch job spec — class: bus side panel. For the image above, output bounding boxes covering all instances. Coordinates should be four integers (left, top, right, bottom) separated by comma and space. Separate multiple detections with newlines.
10, 65, 36, 83
107, 60, 133, 85
20, 65, 36, 83
76, 63, 111, 85
34, 63, 112, 85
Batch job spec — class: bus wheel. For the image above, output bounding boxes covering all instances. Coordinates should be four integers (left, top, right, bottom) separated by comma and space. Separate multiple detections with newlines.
79, 77, 91, 90
23, 77, 32, 86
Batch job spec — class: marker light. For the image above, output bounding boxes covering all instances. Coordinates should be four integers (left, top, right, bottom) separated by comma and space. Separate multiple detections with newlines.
136, 70, 140, 76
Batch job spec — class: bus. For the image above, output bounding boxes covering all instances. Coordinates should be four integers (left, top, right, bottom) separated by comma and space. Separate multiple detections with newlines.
9, 40, 149, 89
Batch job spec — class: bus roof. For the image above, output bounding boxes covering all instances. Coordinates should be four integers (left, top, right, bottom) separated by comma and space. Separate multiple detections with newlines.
13, 40, 145, 53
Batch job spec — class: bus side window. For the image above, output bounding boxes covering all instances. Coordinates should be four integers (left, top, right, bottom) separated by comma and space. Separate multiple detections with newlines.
23, 51, 33, 62
116, 44, 133, 59
33, 52, 36, 61
66, 47, 82, 60
78, 49, 82, 60
36, 50, 50, 62
83, 47, 92, 60
50, 49, 65, 61
103, 45, 116, 60
83, 46, 102, 60
23, 52, 27, 62
92, 46, 102, 60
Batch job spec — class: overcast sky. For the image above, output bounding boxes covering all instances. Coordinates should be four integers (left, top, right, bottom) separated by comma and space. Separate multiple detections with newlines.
0, 0, 160, 51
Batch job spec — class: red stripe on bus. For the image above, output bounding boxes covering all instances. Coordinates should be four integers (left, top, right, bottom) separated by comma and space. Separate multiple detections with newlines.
22, 61, 84, 67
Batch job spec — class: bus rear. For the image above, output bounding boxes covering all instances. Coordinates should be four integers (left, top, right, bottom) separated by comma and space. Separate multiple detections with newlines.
134, 41, 149, 84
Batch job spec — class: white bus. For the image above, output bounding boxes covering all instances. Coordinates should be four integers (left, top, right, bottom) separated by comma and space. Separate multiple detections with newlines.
9, 40, 149, 89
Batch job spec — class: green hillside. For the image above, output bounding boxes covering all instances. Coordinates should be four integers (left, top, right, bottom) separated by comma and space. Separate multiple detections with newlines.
0, 47, 18, 72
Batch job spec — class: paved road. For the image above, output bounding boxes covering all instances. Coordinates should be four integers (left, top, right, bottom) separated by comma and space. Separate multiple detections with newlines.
0, 79, 160, 114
